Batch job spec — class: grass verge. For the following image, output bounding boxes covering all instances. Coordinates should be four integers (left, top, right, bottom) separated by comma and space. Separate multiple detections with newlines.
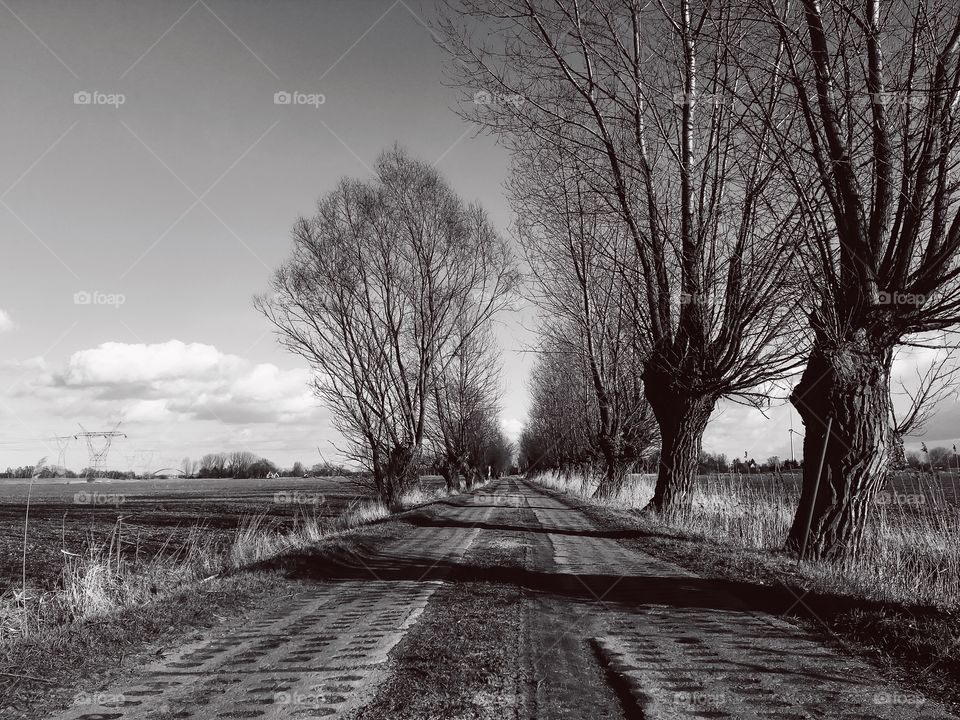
351, 516, 525, 720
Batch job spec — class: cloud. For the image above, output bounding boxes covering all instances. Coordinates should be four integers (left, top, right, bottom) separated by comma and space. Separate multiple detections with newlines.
702, 400, 792, 459
41, 340, 320, 426
58, 340, 235, 386
502, 417, 524, 441
0, 309, 14, 333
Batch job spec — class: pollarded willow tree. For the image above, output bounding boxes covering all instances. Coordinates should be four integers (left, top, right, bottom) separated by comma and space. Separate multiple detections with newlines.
746, 0, 960, 558
440, 0, 807, 510
257, 148, 517, 507
512, 141, 656, 497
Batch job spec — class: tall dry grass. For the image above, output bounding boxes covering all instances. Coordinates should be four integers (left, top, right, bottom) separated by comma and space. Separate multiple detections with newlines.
2, 521, 225, 643
534, 470, 960, 609
2, 483, 457, 644
229, 498, 390, 566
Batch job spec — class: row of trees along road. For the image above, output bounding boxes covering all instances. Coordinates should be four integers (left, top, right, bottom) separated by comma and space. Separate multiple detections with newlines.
440, 0, 960, 559
258, 148, 518, 508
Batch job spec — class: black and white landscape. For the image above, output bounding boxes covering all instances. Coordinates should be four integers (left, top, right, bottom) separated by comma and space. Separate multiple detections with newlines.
3, 1, 960, 719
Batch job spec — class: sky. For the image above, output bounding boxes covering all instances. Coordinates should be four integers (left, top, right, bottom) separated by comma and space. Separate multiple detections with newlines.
0, 0, 956, 473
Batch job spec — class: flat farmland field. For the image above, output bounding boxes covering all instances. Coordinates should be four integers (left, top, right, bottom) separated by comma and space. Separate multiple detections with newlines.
0, 475, 443, 593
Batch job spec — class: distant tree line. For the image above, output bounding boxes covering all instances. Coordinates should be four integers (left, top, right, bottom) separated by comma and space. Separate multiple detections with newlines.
518, 332, 659, 496
904, 446, 960, 473
0, 455, 358, 480
196, 451, 278, 479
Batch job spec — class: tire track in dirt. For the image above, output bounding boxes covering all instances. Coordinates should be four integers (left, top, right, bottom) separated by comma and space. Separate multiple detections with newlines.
517, 480, 638, 720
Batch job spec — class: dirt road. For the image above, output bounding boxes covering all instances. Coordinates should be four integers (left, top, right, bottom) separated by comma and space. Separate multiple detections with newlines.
50, 478, 956, 720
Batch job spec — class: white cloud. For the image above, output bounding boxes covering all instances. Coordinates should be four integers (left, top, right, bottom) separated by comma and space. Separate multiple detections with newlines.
59, 340, 235, 386
44, 340, 320, 426
0, 309, 15, 333
123, 399, 178, 423
502, 417, 524, 441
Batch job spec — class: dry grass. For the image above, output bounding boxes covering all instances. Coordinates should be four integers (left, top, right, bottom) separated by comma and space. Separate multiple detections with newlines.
229, 498, 390, 567
1, 522, 226, 643
533, 470, 960, 609
1, 482, 464, 646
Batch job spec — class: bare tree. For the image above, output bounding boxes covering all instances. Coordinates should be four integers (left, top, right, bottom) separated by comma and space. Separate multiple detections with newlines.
431, 324, 504, 490
199, 452, 227, 478
892, 349, 960, 434
927, 446, 954, 469
519, 328, 657, 486
440, 0, 806, 510
258, 148, 517, 507
519, 339, 596, 478
746, 0, 960, 557
227, 451, 258, 478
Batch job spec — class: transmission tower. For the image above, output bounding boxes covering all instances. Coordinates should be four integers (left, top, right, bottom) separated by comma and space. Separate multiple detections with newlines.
52, 435, 73, 475
75, 423, 126, 479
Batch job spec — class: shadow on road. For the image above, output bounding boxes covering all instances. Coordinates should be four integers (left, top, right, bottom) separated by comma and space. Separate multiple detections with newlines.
251, 506, 923, 633
406, 512, 646, 539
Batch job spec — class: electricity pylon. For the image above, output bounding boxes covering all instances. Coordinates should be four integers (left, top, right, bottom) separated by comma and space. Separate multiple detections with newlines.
52, 435, 73, 475
75, 422, 126, 479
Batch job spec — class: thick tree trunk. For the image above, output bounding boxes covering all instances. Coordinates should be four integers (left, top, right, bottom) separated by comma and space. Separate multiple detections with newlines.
440, 463, 456, 493
383, 444, 418, 511
787, 336, 894, 560
451, 456, 470, 491
642, 366, 716, 512
593, 435, 628, 499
